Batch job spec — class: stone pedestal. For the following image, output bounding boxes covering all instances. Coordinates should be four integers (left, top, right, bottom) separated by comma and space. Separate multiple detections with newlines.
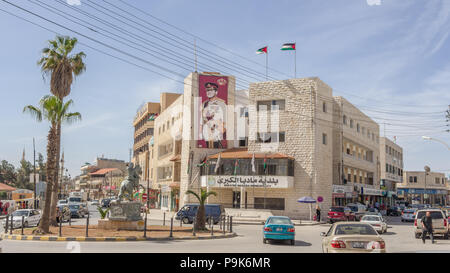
109, 201, 142, 221
98, 219, 145, 231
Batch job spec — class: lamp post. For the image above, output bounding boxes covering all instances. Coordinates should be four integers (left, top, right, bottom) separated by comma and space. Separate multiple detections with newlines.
422, 136, 450, 150
424, 166, 430, 205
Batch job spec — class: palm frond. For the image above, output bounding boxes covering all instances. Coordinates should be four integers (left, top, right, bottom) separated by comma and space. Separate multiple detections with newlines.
185, 190, 201, 203
23, 105, 42, 122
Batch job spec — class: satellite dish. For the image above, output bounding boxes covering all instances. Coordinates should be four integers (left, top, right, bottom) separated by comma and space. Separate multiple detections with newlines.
424, 166, 431, 173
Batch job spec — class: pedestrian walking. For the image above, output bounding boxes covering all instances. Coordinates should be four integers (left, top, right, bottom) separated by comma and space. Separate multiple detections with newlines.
421, 211, 434, 244
315, 204, 321, 222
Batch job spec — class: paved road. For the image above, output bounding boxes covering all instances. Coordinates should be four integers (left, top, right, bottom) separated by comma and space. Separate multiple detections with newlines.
2, 215, 450, 253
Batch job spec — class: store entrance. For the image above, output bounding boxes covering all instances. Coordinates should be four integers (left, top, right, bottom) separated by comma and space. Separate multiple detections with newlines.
232, 191, 241, 208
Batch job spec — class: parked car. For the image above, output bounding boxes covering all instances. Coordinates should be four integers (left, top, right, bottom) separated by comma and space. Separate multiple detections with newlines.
175, 204, 223, 224
263, 216, 295, 245
101, 198, 111, 208
68, 204, 85, 218
90, 200, 100, 206
387, 206, 401, 216
3, 209, 41, 228
57, 199, 68, 206
327, 206, 355, 223
321, 222, 386, 253
56, 205, 71, 223
360, 215, 387, 234
401, 208, 416, 222
347, 204, 366, 221
67, 197, 83, 204
364, 211, 383, 218
414, 209, 449, 239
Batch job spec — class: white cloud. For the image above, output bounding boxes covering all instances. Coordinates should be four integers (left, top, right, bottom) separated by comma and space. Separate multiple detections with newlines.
67, 0, 81, 5
366, 0, 381, 6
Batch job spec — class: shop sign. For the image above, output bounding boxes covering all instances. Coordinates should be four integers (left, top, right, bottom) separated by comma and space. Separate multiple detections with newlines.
200, 175, 294, 188
361, 187, 383, 196
332, 185, 352, 194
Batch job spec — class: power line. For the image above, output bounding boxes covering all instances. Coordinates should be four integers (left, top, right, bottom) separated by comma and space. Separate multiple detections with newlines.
116, 0, 293, 80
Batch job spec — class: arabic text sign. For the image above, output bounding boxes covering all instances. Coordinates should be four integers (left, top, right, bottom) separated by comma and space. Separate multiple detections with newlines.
201, 175, 294, 188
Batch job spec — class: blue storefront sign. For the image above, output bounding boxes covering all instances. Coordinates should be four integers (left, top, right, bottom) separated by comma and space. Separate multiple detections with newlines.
397, 188, 447, 195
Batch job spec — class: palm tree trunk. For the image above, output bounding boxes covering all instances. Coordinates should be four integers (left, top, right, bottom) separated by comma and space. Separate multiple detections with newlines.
197, 204, 207, 230
49, 121, 61, 226
34, 124, 57, 234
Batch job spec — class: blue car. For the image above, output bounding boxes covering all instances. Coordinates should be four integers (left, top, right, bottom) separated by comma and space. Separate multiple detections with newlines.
175, 204, 223, 224
263, 216, 295, 245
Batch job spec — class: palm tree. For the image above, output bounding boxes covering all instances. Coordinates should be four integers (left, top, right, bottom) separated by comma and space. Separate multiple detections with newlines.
185, 188, 217, 231
38, 36, 86, 226
24, 95, 81, 234
38, 36, 86, 100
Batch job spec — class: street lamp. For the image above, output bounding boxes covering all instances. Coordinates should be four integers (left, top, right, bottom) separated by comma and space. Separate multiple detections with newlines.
422, 136, 450, 150
424, 166, 430, 205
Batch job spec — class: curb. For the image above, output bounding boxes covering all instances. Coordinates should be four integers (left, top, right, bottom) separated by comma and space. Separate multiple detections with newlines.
1, 232, 237, 242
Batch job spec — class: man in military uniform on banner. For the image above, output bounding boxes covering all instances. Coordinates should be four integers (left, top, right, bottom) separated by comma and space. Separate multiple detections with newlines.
201, 82, 227, 148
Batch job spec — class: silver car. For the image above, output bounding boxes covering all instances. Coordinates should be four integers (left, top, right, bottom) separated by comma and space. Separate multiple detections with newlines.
401, 209, 416, 222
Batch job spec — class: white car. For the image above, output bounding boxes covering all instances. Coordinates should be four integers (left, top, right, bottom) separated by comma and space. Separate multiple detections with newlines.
3, 209, 41, 228
401, 209, 416, 222
90, 200, 100, 206
360, 215, 387, 234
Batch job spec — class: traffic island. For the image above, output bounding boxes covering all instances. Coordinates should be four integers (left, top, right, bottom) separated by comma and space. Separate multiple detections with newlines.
1, 225, 237, 241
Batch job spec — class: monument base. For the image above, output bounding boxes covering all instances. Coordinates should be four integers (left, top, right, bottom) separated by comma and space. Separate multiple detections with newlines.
98, 219, 145, 231
109, 201, 142, 221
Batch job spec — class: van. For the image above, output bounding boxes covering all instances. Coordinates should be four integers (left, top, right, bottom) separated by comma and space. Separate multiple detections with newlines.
175, 204, 223, 224
414, 209, 449, 239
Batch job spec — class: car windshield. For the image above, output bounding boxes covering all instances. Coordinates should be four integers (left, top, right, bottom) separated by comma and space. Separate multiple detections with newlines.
59, 200, 67, 203
268, 217, 292, 225
417, 211, 444, 219
348, 206, 358, 212
335, 224, 378, 235
69, 197, 82, 203
330, 207, 344, 212
362, 216, 380, 221
12, 210, 29, 217
69, 205, 80, 209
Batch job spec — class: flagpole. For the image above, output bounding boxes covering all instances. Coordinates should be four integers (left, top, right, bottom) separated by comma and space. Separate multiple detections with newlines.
266, 52, 268, 81
294, 48, 297, 78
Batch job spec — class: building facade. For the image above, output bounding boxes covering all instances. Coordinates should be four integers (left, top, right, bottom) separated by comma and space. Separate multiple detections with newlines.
332, 97, 381, 207
379, 137, 403, 206
145, 72, 387, 219
398, 171, 448, 206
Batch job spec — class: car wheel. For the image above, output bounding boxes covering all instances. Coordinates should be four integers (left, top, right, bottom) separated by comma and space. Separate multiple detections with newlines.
401, 219, 404, 222
444, 233, 449, 240
263, 238, 267, 244
415, 233, 421, 239
290, 240, 295, 246
182, 217, 190, 224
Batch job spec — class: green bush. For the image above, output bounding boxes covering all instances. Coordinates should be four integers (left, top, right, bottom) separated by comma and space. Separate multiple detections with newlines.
97, 206, 110, 219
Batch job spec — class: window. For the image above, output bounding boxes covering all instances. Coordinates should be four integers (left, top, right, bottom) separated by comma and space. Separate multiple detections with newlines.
172, 117, 174, 125
239, 137, 248, 147
357, 124, 360, 132
322, 102, 327, 112
386, 164, 389, 172
256, 132, 285, 143
354, 175, 357, 183
414, 176, 417, 183
322, 133, 327, 145
257, 100, 285, 111
362, 127, 365, 135
254, 198, 285, 210
347, 148, 351, 155
350, 119, 354, 128
343, 115, 347, 125
348, 174, 352, 182
240, 107, 249, 117
409, 176, 413, 183
435, 178, 440, 184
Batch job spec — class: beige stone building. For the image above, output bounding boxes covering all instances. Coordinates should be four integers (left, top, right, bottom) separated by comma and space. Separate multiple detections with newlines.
132, 102, 161, 186
332, 97, 381, 207
379, 137, 403, 206
398, 171, 448, 205
144, 72, 386, 219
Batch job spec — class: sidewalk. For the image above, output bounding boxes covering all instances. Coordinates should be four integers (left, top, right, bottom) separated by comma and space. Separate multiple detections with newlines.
146, 209, 325, 226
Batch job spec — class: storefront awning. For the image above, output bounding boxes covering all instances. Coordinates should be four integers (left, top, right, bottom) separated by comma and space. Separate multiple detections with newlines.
207, 148, 294, 160
169, 155, 181, 162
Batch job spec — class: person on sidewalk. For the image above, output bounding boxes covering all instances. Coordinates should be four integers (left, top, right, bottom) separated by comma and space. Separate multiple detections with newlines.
315, 204, 321, 222
421, 211, 434, 244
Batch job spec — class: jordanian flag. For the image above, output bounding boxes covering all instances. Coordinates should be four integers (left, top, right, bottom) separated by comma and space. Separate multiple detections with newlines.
281, 43, 296, 50
256, 46, 268, 54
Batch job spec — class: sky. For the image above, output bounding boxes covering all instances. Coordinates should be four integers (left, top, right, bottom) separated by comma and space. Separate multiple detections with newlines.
0, 0, 449, 178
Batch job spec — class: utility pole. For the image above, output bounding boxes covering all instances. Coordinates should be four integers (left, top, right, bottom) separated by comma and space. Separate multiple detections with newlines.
424, 166, 430, 205
33, 138, 36, 209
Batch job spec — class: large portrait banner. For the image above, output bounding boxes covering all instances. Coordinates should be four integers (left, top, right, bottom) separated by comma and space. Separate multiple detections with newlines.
198, 75, 228, 149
